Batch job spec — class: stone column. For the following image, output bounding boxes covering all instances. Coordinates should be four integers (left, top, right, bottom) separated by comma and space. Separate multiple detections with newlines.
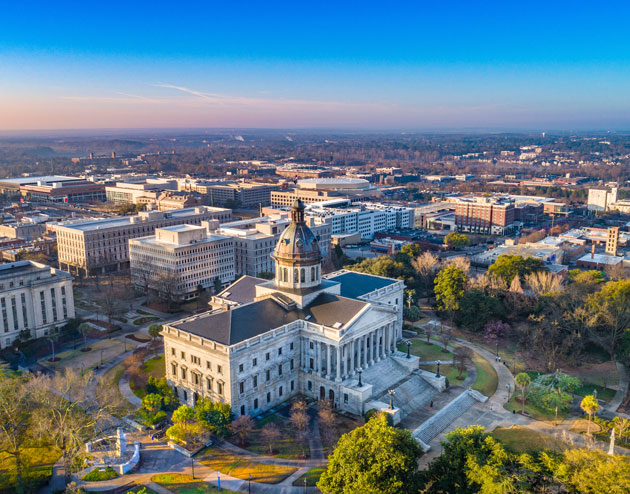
315, 341, 320, 376
351, 339, 356, 375
326, 343, 332, 379
336, 345, 342, 382
371, 331, 376, 364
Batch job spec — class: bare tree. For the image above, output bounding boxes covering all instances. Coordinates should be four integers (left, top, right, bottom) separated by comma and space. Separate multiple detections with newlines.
411, 251, 439, 300
30, 368, 122, 484
439, 329, 453, 352
453, 346, 473, 379
0, 374, 34, 494
317, 400, 337, 447
231, 414, 254, 446
525, 271, 563, 297
78, 323, 92, 348
289, 401, 310, 457
424, 324, 434, 344
443, 255, 470, 275
605, 262, 629, 281
261, 422, 281, 455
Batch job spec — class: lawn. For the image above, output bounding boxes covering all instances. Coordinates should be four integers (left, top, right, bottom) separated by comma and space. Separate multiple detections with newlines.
38, 337, 138, 372
134, 316, 160, 326
234, 413, 309, 459
82, 466, 119, 481
574, 382, 617, 403
292, 467, 325, 487
197, 446, 296, 484
130, 354, 165, 399
503, 394, 568, 423
491, 426, 576, 454
0, 445, 62, 494
123, 486, 159, 494
472, 352, 498, 397
400, 338, 454, 361
152, 473, 240, 494
419, 363, 467, 384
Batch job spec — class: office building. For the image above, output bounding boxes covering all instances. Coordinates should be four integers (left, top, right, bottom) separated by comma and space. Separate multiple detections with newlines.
588, 187, 618, 212
57, 206, 232, 276
454, 196, 516, 235
179, 180, 280, 208
130, 225, 234, 302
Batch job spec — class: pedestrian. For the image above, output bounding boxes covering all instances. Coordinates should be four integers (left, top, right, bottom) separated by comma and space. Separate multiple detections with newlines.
430, 400, 433, 409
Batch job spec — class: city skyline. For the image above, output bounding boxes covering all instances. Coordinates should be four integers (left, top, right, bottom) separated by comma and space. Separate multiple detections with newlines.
2, 1, 630, 131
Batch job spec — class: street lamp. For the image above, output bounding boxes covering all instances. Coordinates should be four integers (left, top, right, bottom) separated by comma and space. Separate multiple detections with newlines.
496, 341, 499, 357
357, 369, 363, 387
406, 340, 411, 359
249, 473, 252, 494
47, 338, 55, 362
191, 457, 195, 479
304, 477, 307, 493
436, 360, 441, 378
100, 349, 104, 367
388, 389, 395, 410
505, 383, 510, 400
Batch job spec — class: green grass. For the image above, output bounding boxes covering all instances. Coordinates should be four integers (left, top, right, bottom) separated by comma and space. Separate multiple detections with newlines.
136, 309, 153, 315
237, 413, 309, 459
503, 394, 568, 422
292, 467, 325, 487
130, 355, 165, 399
197, 446, 296, 484
102, 361, 137, 416
574, 382, 616, 402
472, 352, 498, 397
123, 486, 159, 494
134, 316, 160, 326
152, 473, 239, 494
491, 426, 576, 454
420, 363, 467, 383
82, 466, 119, 482
400, 338, 454, 361
0, 445, 62, 494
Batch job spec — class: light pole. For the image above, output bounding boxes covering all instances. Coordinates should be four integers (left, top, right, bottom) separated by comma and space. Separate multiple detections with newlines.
406, 340, 411, 359
47, 338, 55, 362
100, 349, 104, 367
191, 457, 195, 479
436, 360, 441, 378
249, 473, 252, 494
357, 369, 363, 387
505, 383, 510, 400
496, 341, 499, 357
388, 389, 395, 410
304, 477, 307, 493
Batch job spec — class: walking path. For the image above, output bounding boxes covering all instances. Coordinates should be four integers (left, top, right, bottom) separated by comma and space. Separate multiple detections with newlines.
606, 361, 629, 417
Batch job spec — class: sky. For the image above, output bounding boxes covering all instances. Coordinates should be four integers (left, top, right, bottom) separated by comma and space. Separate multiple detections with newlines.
1, 1, 630, 131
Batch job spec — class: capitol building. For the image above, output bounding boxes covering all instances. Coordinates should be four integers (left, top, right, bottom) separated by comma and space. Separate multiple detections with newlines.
162, 199, 414, 417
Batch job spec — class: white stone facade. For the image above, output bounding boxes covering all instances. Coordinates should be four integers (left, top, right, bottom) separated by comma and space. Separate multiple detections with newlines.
0, 261, 75, 349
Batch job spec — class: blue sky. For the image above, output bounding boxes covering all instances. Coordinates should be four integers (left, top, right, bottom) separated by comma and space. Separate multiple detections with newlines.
1, 1, 630, 130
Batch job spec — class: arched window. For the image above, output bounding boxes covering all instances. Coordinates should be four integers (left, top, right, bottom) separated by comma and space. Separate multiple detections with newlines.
294, 268, 299, 283
300, 268, 305, 283
311, 266, 315, 281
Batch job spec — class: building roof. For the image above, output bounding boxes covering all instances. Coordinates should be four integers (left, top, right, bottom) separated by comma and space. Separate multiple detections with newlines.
326, 271, 397, 299
577, 253, 623, 265
171, 292, 368, 345
217, 276, 267, 305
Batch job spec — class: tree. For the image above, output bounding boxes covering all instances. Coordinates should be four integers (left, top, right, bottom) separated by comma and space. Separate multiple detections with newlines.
138, 393, 167, 427
483, 320, 509, 345
453, 346, 473, 379
318, 400, 337, 446
442, 255, 470, 275
612, 416, 630, 442
400, 243, 422, 259
195, 399, 233, 438
0, 374, 34, 494
148, 323, 162, 341
580, 395, 599, 435
444, 232, 470, 249
261, 422, 281, 455
347, 256, 406, 279
525, 271, 563, 297
528, 372, 580, 414
30, 368, 122, 484
213, 277, 223, 293
514, 372, 531, 414
318, 413, 423, 494
231, 414, 254, 446
434, 265, 467, 313
488, 254, 547, 284
167, 405, 204, 445
78, 322, 91, 348
438, 329, 453, 352
411, 251, 440, 299
586, 280, 630, 361
453, 290, 505, 332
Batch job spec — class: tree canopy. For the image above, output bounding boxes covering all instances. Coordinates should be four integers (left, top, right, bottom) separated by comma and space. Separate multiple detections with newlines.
434, 265, 468, 313
318, 412, 423, 494
488, 254, 547, 284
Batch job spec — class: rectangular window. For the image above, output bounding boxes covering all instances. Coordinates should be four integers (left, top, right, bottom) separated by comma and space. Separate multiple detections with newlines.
291, 380, 294, 392
181, 351, 186, 360
10, 297, 18, 330
207, 377, 212, 390
20, 293, 27, 329
265, 352, 270, 361
290, 342, 294, 350
279, 386, 283, 397
39, 292, 47, 325
239, 363, 244, 373
266, 369, 271, 381
253, 376, 258, 388
171, 347, 176, 356
252, 358, 257, 367
239, 382, 244, 394
171, 363, 177, 376
266, 392, 271, 403
290, 359, 294, 370
254, 398, 258, 409
309, 341, 314, 349
308, 381, 312, 391
309, 358, 314, 369
217, 365, 222, 374
344, 393, 349, 404
278, 347, 282, 356
278, 364, 283, 376
181, 368, 187, 380
217, 382, 224, 395
206, 360, 211, 369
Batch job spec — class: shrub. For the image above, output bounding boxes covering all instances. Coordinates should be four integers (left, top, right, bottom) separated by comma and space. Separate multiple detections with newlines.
82, 467, 119, 482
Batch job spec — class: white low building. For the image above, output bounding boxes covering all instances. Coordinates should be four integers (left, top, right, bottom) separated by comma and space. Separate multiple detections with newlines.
129, 225, 235, 301
0, 261, 75, 349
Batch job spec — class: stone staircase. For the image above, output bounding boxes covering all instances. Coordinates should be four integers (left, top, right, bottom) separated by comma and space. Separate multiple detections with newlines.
361, 357, 413, 397
412, 390, 478, 447
375, 372, 437, 419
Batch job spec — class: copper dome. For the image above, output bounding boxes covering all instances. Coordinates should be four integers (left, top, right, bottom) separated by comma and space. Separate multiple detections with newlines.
273, 199, 321, 264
